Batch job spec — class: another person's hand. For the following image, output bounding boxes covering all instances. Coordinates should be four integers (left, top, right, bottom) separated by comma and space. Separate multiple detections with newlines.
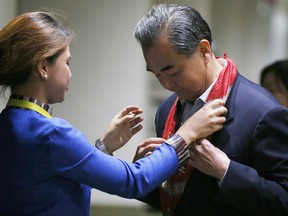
176, 99, 227, 145
189, 139, 230, 180
132, 137, 165, 162
101, 105, 143, 153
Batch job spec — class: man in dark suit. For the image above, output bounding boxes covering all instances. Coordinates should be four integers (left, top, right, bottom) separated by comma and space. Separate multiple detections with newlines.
133, 3, 288, 216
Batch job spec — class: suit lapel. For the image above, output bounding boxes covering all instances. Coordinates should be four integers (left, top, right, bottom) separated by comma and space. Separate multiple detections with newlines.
214, 74, 241, 149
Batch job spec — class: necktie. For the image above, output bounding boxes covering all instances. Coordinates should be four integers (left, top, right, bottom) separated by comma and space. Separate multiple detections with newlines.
180, 99, 204, 125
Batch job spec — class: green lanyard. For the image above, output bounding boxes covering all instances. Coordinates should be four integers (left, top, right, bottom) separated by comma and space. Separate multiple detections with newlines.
7, 98, 52, 118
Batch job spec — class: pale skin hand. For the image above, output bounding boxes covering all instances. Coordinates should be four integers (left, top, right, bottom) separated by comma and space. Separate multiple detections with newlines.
101, 105, 144, 154
133, 99, 227, 161
189, 139, 230, 180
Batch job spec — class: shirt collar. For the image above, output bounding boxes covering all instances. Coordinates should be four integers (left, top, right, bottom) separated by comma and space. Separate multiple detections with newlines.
195, 58, 228, 103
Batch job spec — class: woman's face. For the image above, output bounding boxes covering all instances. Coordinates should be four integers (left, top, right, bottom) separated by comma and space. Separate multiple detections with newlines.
262, 71, 288, 108
44, 45, 72, 104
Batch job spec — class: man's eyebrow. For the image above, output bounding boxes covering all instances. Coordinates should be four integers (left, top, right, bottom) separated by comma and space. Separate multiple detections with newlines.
146, 65, 175, 72
161, 65, 174, 72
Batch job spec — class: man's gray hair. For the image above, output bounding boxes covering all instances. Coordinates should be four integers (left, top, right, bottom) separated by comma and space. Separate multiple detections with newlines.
134, 3, 212, 56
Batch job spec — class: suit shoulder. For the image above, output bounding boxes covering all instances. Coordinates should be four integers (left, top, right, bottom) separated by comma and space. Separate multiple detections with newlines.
235, 75, 280, 106
158, 93, 177, 110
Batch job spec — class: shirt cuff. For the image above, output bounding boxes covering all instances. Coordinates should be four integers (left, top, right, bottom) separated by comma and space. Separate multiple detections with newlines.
165, 134, 190, 166
218, 160, 230, 186
95, 138, 112, 155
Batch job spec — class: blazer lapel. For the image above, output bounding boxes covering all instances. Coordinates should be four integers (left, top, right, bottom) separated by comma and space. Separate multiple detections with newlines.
213, 74, 240, 149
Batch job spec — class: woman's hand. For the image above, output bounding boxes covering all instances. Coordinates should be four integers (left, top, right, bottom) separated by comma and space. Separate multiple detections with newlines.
132, 137, 165, 162
101, 105, 143, 153
176, 99, 227, 145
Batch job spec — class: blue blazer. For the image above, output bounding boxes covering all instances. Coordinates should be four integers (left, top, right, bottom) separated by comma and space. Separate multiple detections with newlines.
142, 74, 288, 216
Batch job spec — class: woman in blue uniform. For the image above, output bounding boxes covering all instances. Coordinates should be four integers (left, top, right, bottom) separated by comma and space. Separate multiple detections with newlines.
0, 11, 227, 215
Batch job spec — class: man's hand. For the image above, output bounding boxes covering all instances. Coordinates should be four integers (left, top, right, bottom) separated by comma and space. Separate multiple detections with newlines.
189, 139, 230, 180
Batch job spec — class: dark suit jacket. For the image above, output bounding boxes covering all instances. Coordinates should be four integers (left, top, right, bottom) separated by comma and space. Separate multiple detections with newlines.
140, 74, 288, 216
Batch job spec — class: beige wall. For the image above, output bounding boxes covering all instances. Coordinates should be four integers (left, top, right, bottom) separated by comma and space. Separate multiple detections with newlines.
211, 0, 288, 82
0, 0, 17, 110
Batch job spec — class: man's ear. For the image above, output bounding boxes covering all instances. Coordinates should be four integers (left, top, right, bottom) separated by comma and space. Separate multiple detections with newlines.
198, 39, 212, 63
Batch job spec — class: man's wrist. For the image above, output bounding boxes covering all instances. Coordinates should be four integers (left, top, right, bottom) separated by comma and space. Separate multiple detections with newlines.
217, 159, 230, 186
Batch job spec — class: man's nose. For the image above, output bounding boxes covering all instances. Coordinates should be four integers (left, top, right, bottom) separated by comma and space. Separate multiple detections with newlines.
161, 77, 176, 90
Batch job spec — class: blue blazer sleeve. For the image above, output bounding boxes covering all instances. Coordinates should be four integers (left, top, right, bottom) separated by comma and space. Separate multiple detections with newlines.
47, 119, 179, 199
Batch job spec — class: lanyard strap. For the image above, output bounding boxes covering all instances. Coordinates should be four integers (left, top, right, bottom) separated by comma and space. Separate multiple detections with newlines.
7, 98, 52, 118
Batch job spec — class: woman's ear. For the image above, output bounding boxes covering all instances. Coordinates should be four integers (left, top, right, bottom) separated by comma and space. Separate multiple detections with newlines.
198, 39, 212, 63
36, 60, 48, 80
